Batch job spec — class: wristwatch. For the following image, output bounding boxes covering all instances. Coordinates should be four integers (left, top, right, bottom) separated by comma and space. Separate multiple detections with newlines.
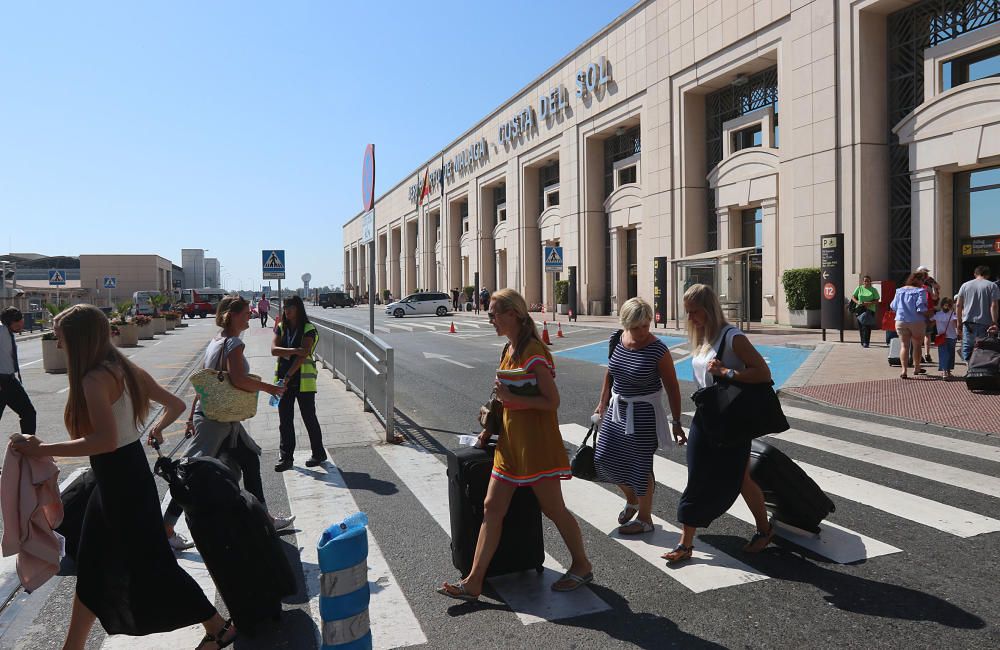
725, 368, 736, 380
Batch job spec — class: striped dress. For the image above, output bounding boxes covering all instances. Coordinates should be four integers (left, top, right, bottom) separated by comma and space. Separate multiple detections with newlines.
594, 334, 668, 496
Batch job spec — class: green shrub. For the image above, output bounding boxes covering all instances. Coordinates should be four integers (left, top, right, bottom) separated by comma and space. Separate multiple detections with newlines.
463, 285, 475, 300
554, 280, 570, 305
781, 268, 821, 311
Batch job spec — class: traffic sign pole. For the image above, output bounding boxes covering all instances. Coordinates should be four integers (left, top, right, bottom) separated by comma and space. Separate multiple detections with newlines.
362, 144, 376, 335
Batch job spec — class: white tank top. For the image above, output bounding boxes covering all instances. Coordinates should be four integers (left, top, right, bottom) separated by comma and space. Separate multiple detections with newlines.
111, 388, 141, 448
691, 325, 747, 389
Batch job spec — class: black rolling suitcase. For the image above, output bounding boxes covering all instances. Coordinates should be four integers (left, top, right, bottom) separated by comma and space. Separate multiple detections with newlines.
965, 334, 1000, 391
153, 448, 296, 635
447, 444, 545, 577
749, 439, 835, 534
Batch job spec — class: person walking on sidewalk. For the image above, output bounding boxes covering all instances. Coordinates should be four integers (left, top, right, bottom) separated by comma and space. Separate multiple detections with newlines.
438, 289, 593, 600
933, 296, 959, 378
593, 298, 685, 535
258, 295, 271, 328
272, 295, 326, 472
663, 284, 774, 565
11, 305, 237, 650
917, 265, 940, 364
890, 272, 931, 379
850, 276, 880, 348
160, 296, 293, 550
0, 308, 36, 437
956, 265, 1000, 362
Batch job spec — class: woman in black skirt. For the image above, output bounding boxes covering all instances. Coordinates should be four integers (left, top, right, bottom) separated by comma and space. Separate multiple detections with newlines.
13, 305, 236, 650
662, 284, 774, 565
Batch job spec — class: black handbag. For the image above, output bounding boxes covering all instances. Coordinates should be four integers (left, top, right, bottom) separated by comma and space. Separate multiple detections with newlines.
690, 327, 789, 447
570, 423, 599, 481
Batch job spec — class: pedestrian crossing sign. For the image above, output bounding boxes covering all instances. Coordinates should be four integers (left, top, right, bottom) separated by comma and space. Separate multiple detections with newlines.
48, 269, 66, 286
544, 246, 563, 273
262, 249, 286, 279
103, 276, 117, 289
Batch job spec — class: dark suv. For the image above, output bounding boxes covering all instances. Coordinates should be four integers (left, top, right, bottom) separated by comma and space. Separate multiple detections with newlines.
319, 292, 356, 308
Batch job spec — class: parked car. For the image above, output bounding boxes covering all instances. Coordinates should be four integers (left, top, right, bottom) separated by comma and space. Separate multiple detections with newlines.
319, 292, 356, 308
385, 292, 451, 318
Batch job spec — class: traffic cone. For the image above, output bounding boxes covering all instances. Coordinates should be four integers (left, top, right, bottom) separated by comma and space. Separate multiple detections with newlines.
449, 321, 456, 334
557, 322, 565, 338
542, 321, 551, 345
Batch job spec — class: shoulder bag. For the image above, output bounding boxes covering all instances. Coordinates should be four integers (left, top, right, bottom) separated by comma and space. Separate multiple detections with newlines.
189, 337, 261, 423
478, 343, 510, 437
570, 422, 600, 481
690, 327, 789, 447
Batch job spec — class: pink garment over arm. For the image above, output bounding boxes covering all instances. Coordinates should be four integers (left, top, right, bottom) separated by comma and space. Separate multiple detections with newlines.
1, 443, 64, 592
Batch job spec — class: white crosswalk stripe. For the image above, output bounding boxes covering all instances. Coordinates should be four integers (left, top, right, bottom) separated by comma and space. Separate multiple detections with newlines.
374, 440, 611, 624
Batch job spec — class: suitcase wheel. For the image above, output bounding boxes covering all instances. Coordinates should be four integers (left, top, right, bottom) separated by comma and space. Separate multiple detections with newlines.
536, 567, 544, 574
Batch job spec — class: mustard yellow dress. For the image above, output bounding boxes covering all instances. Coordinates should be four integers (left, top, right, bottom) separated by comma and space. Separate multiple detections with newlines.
492, 339, 571, 485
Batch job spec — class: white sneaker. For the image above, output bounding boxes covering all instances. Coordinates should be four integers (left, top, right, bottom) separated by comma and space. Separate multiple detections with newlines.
167, 532, 195, 551
272, 515, 296, 531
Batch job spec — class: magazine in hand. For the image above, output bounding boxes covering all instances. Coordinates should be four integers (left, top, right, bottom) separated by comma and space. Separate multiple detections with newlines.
496, 368, 540, 397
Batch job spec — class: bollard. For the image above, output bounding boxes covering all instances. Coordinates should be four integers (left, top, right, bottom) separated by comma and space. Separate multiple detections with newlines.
318, 515, 372, 650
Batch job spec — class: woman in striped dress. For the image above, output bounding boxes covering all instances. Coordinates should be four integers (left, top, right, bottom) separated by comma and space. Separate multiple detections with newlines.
594, 298, 685, 534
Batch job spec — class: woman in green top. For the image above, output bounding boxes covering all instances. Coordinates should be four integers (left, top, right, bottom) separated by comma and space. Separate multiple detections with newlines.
851, 275, 880, 348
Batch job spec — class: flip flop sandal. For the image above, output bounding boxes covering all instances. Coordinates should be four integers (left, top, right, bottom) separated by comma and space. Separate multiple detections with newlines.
618, 520, 655, 535
436, 581, 479, 602
618, 502, 639, 525
662, 544, 694, 564
743, 526, 775, 553
551, 571, 594, 592
195, 619, 236, 649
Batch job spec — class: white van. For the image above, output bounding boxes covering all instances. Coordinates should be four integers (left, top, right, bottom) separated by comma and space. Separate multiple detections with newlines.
133, 291, 156, 316
384, 292, 451, 318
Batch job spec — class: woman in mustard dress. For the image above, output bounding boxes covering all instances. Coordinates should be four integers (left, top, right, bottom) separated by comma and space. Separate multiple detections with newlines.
438, 289, 593, 601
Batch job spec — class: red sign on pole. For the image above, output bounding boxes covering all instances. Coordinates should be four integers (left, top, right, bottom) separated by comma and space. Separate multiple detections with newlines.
362, 144, 375, 212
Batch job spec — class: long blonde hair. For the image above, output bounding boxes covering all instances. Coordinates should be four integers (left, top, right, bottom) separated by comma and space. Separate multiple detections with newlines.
54, 304, 150, 438
683, 284, 728, 353
490, 288, 545, 362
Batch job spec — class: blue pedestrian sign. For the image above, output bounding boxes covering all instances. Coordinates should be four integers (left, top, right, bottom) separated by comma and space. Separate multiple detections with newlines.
103, 276, 117, 289
262, 249, 286, 280
48, 269, 67, 286
543, 246, 564, 273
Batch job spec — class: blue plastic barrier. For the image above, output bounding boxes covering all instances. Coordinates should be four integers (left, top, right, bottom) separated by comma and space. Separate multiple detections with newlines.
318, 516, 372, 650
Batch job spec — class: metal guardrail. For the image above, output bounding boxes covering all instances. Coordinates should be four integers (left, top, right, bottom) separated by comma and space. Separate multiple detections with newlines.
269, 304, 394, 441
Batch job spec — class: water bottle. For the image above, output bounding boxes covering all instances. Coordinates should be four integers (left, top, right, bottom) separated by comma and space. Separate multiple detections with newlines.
268, 379, 284, 407
339, 511, 369, 531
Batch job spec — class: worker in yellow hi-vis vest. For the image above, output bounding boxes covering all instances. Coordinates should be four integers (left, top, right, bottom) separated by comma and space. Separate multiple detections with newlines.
271, 295, 325, 472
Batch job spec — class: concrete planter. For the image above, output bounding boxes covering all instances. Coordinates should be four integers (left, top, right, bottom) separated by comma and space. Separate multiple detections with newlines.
136, 322, 155, 340
114, 323, 139, 347
556, 304, 569, 315
41, 339, 67, 374
165, 318, 177, 331
788, 309, 820, 328
152, 317, 167, 335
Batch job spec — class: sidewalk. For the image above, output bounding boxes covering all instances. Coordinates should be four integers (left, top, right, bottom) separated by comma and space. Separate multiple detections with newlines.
452, 310, 1000, 437
238, 323, 384, 457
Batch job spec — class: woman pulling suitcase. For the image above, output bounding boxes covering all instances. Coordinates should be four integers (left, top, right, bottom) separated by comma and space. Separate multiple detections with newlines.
437, 289, 593, 601
663, 284, 774, 564
161, 296, 294, 548
12, 305, 237, 649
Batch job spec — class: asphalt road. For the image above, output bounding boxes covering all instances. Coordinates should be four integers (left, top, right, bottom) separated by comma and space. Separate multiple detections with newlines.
1, 306, 998, 649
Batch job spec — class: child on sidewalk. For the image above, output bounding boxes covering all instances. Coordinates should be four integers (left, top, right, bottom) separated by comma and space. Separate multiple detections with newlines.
933, 296, 959, 378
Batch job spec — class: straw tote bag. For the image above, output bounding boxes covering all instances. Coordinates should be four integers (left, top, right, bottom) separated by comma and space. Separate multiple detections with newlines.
189, 337, 261, 422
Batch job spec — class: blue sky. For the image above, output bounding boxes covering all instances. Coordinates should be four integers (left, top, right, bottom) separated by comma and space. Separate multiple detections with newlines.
1, 1, 635, 290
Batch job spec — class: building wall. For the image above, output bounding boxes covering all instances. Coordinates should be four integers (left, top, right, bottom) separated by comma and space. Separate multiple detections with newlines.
79, 255, 174, 308
343, 0, 1000, 322
205, 258, 221, 288
181, 249, 205, 289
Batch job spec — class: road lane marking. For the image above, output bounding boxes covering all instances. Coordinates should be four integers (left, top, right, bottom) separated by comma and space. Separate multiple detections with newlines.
422, 352, 474, 368
282, 453, 426, 650
374, 441, 610, 624
771, 429, 1000, 500
18, 359, 42, 367
560, 424, 900, 564
383, 323, 414, 332
781, 405, 1000, 464
557, 426, 768, 592
57, 387, 69, 394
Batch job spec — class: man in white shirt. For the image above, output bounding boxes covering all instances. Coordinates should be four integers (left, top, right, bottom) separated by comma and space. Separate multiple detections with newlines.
0, 307, 36, 436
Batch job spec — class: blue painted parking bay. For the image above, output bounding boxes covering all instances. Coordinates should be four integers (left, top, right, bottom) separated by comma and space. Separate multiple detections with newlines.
555, 335, 810, 389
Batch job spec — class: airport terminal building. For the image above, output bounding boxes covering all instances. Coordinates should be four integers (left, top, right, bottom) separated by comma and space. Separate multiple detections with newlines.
342, 0, 1000, 323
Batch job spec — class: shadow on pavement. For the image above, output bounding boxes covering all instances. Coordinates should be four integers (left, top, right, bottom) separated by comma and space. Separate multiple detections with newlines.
393, 410, 452, 460
706, 534, 986, 629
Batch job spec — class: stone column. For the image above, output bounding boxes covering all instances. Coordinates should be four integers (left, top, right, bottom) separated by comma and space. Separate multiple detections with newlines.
609, 226, 625, 316
716, 206, 732, 250
910, 170, 938, 276
760, 198, 778, 322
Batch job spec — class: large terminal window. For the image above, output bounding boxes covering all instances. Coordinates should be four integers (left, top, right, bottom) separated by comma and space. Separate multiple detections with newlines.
604, 126, 641, 198
955, 165, 1000, 238
944, 42, 1000, 89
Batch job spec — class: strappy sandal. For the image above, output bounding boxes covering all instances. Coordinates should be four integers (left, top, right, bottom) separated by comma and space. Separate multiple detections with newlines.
743, 525, 775, 553
551, 571, 594, 592
617, 502, 639, 525
195, 619, 236, 649
618, 520, 654, 535
662, 544, 693, 564
436, 581, 479, 602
